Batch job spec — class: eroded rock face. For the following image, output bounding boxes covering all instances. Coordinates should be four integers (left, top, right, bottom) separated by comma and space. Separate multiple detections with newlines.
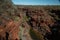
0, 0, 21, 40
0, 0, 60, 40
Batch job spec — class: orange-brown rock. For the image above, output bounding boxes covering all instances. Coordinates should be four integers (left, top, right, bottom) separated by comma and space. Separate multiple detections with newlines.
0, 0, 21, 40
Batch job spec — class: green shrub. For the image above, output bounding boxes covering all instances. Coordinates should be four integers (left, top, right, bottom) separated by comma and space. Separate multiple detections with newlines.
29, 28, 44, 40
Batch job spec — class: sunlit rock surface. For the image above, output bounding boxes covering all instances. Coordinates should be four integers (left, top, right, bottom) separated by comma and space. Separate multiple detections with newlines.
0, 0, 21, 40
0, 0, 60, 40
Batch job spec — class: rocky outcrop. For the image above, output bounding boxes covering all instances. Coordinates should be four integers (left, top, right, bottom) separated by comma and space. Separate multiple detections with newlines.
0, 0, 21, 40
0, 0, 60, 40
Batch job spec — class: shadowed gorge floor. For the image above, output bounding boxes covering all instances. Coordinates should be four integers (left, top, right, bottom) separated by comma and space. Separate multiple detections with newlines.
0, 0, 60, 40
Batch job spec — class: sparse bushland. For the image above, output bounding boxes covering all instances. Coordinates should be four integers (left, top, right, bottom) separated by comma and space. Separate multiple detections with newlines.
0, 0, 60, 40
